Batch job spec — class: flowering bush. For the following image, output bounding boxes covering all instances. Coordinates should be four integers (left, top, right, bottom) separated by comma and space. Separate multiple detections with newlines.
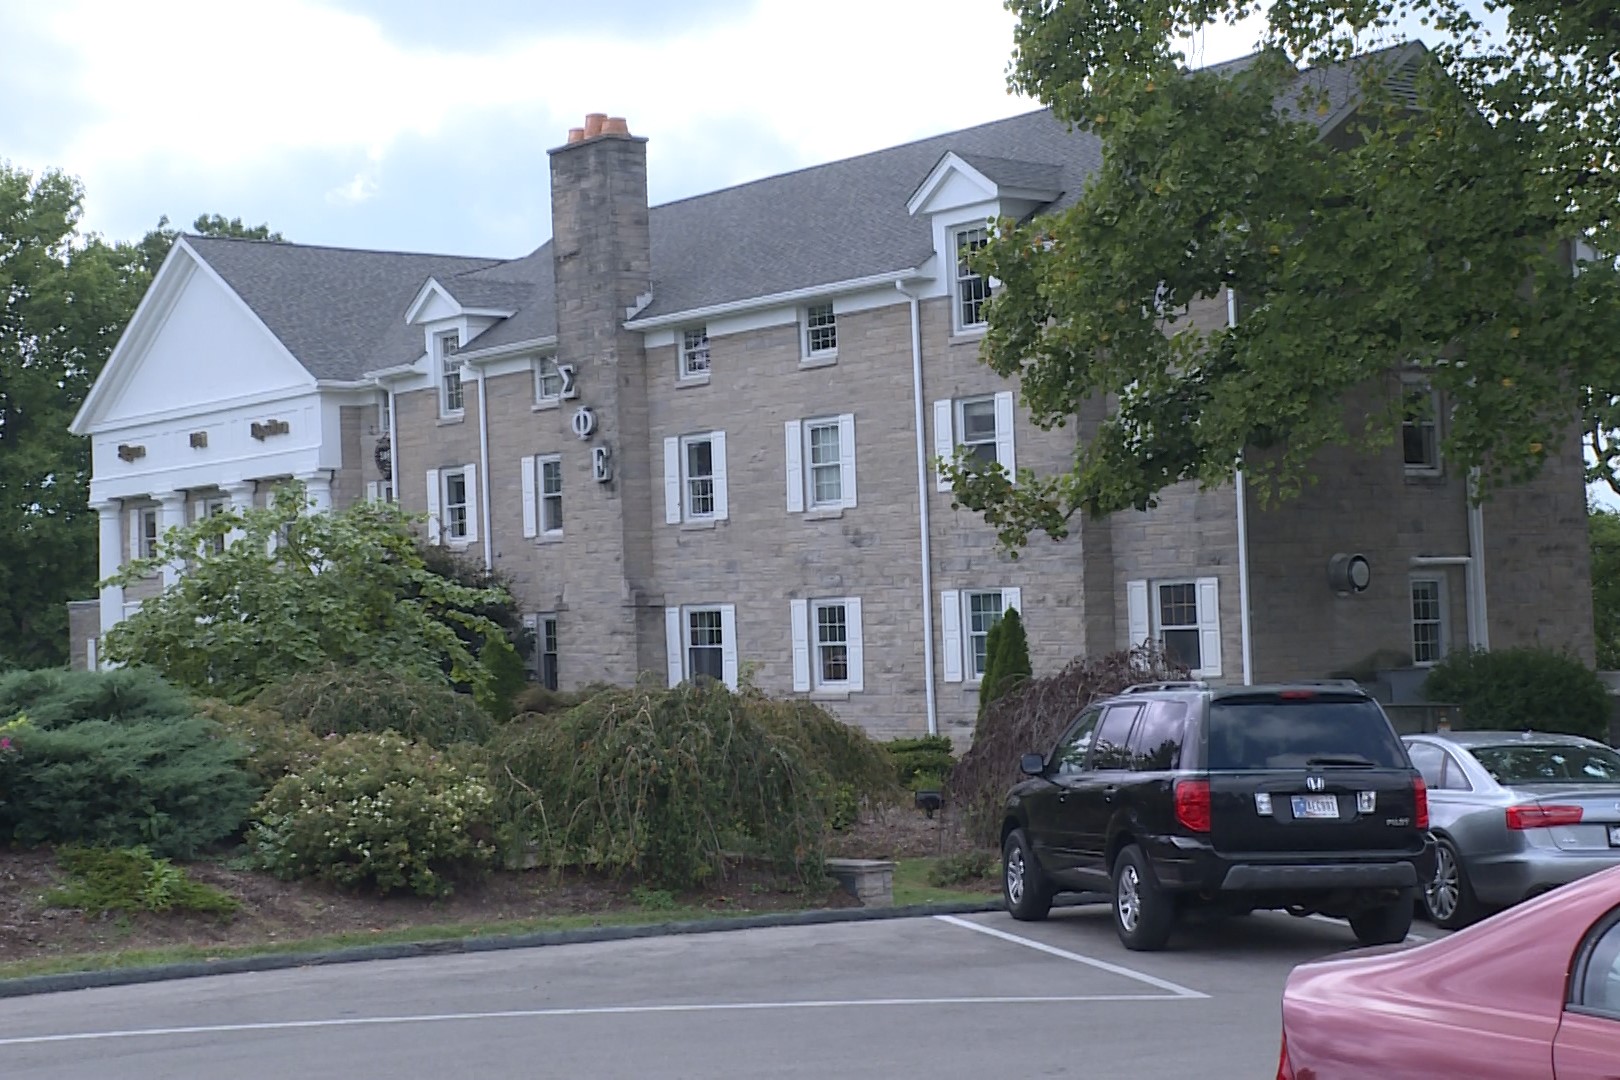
248, 731, 496, 897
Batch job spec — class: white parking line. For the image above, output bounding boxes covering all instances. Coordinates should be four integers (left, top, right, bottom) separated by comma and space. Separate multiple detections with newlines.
1304, 913, 1428, 942
933, 915, 1209, 999
0, 996, 1197, 1047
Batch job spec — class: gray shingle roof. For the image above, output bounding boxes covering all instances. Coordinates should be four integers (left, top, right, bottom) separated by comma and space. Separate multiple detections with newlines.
184, 236, 502, 380
183, 43, 1418, 375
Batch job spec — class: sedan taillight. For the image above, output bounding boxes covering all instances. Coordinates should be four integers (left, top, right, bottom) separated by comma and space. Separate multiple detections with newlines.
1506, 804, 1584, 830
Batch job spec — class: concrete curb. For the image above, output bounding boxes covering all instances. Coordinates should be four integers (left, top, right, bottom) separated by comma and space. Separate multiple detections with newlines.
0, 899, 1005, 1001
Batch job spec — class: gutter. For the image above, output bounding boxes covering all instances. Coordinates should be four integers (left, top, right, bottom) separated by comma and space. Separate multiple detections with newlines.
896, 281, 939, 736
475, 371, 493, 571
625, 269, 924, 331
1227, 287, 1255, 685
457, 335, 560, 365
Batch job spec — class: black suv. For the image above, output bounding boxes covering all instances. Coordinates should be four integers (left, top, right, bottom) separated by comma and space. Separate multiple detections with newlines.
1000, 681, 1436, 951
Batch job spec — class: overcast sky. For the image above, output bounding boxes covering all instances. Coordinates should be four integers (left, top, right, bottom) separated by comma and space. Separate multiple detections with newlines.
0, 0, 1275, 257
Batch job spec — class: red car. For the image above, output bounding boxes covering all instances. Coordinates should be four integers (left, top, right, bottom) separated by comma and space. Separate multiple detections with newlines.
1277, 862, 1620, 1078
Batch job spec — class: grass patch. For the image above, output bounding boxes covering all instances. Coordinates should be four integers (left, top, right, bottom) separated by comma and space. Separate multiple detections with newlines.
891, 856, 1000, 907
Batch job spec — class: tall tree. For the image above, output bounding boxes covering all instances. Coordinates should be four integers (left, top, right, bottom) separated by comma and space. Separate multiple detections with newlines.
0, 164, 280, 667
1590, 505, 1620, 668
944, 1, 1620, 551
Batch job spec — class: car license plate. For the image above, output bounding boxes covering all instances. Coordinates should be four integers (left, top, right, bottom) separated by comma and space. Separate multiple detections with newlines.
1292, 795, 1339, 820
1609, 825, 1620, 848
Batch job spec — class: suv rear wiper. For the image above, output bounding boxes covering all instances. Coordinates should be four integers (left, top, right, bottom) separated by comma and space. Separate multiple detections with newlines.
1305, 755, 1376, 768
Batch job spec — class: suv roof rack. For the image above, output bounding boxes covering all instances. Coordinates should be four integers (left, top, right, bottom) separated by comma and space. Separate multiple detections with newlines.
1120, 681, 1211, 695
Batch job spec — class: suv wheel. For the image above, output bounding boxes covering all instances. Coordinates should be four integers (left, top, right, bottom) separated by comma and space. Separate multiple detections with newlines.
1348, 888, 1417, 947
1112, 844, 1175, 952
1002, 828, 1054, 921
1423, 838, 1481, 930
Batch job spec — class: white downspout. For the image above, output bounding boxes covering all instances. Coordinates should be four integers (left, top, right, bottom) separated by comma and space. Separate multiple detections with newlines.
1227, 286, 1255, 685
475, 370, 494, 571
1466, 468, 1489, 649
386, 386, 399, 505
898, 281, 939, 735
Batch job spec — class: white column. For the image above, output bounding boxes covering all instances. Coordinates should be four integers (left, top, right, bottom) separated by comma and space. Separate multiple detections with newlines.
94, 501, 125, 643
297, 471, 333, 514
158, 493, 188, 588
224, 481, 255, 546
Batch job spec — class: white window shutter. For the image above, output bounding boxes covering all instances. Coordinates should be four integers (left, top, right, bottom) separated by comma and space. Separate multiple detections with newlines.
941, 590, 964, 683
462, 462, 479, 543
191, 499, 204, 522
838, 412, 857, 508
86, 637, 98, 670
933, 399, 954, 491
846, 597, 864, 693
712, 431, 729, 520
1003, 587, 1022, 613
1197, 577, 1223, 678
663, 437, 681, 524
365, 482, 379, 503
994, 390, 1016, 475
1127, 579, 1150, 648
720, 603, 738, 689
664, 607, 683, 687
520, 456, 538, 539
790, 598, 811, 692
784, 421, 804, 513
425, 469, 442, 545
127, 507, 140, 562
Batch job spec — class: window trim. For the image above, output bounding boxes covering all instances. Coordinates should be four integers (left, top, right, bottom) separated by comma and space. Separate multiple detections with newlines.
802, 302, 838, 360
1411, 574, 1448, 667
441, 466, 473, 544
963, 588, 1007, 684
537, 454, 563, 537
137, 507, 159, 561
1401, 376, 1442, 476
791, 596, 864, 693
534, 355, 565, 404
1566, 906, 1620, 1021
1154, 579, 1203, 673
681, 433, 718, 521
680, 325, 711, 381
538, 613, 559, 690
951, 223, 993, 333
673, 603, 736, 690
955, 396, 1000, 470
436, 331, 465, 417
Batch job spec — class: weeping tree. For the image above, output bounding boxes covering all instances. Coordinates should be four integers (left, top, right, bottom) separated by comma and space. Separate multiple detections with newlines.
944, 1, 1620, 552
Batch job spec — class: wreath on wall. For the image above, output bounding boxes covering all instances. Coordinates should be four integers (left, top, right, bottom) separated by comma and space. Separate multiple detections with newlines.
373, 437, 392, 480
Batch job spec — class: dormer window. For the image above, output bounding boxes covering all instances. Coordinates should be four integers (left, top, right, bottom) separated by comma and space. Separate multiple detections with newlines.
803, 304, 837, 359
954, 226, 993, 332
680, 326, 710, 380
437, 332, 464, 416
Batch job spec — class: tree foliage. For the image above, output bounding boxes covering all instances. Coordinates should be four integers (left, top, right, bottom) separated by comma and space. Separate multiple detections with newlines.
0, 162, 280, 667
946, 1, 1620, 551
978, 607, 1033, 719
1591, 505, 1620, 668
1424, 645, 1611, 741
101, 482, 511, 703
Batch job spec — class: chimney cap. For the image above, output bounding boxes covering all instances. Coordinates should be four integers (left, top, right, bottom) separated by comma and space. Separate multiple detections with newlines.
567, 127, 585, 143
602, 116, 630, 136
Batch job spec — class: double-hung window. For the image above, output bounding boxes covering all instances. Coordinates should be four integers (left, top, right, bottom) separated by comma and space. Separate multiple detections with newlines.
953, 225, 993, 331
437, 332, 464, 416
939, 588, 1021, 684
537, 614, 559, 690
444, 470, 469, 540
790, 597, 865, 692
1125, 578, 1223, 678
1402, 378, 1441, 475
521, 454, 563, 539
197, 496, 227, 554
425, 464, 479, 547
535, 356, 565, 403
784, 414, 857, 512
1411, 577, 1447, 665
665, 604, 738, 690
803, 303, 837, 360
134, 507, 159, 561
664, 431, 728, 523
680, 326, 710, 380
932, 392, 1015, 489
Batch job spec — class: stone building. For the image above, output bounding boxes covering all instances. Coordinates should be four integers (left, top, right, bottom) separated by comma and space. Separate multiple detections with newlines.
67, 45, 1594, 742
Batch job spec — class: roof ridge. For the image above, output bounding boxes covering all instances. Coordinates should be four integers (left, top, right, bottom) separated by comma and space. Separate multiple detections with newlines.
183, 232, 504, 264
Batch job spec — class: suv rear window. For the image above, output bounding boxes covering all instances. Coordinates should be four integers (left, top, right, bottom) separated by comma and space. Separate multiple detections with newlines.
1206, 696, 1408, 770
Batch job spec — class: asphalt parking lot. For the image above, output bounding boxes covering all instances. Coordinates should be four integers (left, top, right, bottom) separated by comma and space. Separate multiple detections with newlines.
0, 903, 1445, 1079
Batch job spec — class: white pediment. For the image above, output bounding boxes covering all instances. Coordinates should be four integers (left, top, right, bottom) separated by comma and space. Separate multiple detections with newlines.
72, 241, 315, 434
405, 278, 462, 324
907, 152, 999, 217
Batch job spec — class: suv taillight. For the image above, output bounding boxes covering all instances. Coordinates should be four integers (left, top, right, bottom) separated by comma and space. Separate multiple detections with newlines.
1413, 774, 1429, 830
1276, 1031, 1295, 1080
1506, 804, 1584, 830
1175, 778, 1211, 833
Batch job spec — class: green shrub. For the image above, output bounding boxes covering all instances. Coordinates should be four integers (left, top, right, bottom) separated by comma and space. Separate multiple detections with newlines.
1424, 647, 1611, 741
489, 681, 828, 888
886, 735, 956, 791
979, 608, 1032, 721
751, 693, 900, 811
0, 668, 258, 857
254, 665, 495, 748
196, 699, 323, 786
45, 846, 240, 917
926, 851, 995, 888
248, 731, 497, 897
476, 634, 530, 719
510, 682, 613, 717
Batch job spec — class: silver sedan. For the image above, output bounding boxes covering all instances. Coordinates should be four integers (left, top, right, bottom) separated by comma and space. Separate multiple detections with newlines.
1401, 730, 1620, 929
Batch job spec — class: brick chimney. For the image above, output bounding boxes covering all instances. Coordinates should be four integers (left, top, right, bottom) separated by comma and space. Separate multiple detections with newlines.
547, 115, 659, 683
